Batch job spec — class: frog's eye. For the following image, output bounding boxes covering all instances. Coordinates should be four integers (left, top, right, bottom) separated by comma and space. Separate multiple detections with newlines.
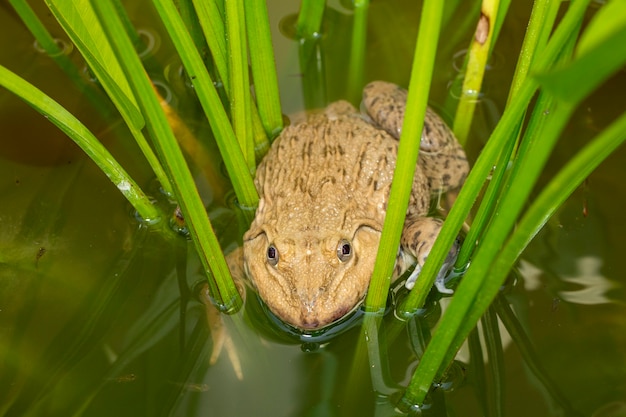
267, 244, 279, 266
337, 239, 352, 262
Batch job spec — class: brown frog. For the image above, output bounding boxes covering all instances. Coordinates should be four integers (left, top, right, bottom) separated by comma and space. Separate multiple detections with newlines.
240, 81, 468, 330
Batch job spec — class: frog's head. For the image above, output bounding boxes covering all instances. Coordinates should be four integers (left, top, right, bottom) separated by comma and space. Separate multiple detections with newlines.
243, 224, 381, 330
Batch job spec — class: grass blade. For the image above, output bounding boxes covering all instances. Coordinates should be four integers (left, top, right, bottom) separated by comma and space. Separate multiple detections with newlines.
452, 0, 502, 145
536, 15, 626, 104
91, 0, 242, 310
10, 0, 64, 56
225, 0, 256, 171
245, 0, 284, 139
0, 64, 159, 222
456, 0, 553, 268
42, 0, 174, 196
45, 0, 143, 129
192, 0, 229, 87
400, 0, 592, 317
347, 0, 369, 102
150, 0, 259, 209
364, 0, 444, 313
296, 0, 326, 39
400, 0, 593, 404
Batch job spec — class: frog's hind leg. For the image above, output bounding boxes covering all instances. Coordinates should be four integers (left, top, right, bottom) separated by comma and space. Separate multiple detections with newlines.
362, 81, 407, 138
362, 81, 469, 194
418, 108, 469, 193
400, 216, 458, 294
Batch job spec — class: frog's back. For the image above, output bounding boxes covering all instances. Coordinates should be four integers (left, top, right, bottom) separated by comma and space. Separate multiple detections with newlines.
255, 112, 392, 223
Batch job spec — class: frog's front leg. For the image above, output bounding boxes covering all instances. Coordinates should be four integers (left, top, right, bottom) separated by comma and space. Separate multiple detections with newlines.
399, 216, 458, 294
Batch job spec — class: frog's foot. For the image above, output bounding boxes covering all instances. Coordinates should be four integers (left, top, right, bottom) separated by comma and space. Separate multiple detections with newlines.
401, 217, 459, 294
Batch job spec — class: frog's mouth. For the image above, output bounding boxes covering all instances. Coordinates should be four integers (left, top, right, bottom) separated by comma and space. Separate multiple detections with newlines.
256, 291, 367, 342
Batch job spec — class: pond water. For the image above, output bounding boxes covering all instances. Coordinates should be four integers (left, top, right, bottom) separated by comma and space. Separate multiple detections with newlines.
1, 1, 626, 416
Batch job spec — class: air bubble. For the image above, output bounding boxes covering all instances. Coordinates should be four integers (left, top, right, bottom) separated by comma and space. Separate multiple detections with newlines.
151, 79, 174, 105
435, 360, 466, 392
33, 38, 73, 57
136, 28, 161, 59
82, 65, 99, 83
278, 13, 299, 40
452, 48, 468, 73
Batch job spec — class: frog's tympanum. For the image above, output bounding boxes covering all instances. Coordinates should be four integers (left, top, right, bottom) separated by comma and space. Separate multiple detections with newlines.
242, 81, 469, 330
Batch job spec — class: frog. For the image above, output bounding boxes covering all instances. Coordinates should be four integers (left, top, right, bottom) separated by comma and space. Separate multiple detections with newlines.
240, 81, 469, 330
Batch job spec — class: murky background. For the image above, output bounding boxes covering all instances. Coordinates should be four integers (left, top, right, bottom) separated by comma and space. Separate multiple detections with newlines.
1, 1, 625, 416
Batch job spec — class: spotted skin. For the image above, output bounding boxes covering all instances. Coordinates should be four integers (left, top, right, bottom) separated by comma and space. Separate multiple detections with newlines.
240, 81, 468, 329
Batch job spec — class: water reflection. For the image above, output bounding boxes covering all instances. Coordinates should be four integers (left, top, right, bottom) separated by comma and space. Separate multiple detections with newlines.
558, 256, 618, 305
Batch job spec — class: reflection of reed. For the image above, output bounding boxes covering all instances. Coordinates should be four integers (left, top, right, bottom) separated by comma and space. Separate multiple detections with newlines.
559, 256, 617, 305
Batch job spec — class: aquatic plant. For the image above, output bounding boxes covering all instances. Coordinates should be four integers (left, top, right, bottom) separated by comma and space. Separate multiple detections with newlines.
2, 0, 625, 414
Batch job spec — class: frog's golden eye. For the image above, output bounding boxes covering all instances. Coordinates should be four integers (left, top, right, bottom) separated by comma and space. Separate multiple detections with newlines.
337, 239, 352, 262
267, 244, 279, 266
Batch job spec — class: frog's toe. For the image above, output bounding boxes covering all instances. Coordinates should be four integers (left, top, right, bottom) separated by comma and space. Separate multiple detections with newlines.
401, 217, 459, 293
404, 245, 457, 294
433, 238, 459, 293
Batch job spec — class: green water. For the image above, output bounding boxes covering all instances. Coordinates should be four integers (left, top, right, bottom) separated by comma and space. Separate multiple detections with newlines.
1, 1, 626, 416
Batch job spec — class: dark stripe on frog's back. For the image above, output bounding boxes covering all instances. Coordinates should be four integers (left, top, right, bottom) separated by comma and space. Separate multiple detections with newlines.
282, 117, 395, 191
255, 116, 398, 223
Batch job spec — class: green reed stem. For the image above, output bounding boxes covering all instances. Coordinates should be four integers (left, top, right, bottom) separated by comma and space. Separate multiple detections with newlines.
193, 0, 270, 160
506, 0, 551, 106
9, 0, 117, 120
496, 110, 626, 279
245, 0, 284, 140
43, 0, 175, 196
401, 0, 593, 404
0, 65, 159, 222
403, 93, 570, 408
441, 1, 481, 118
177, 0, 206, 53
456, 0, 553, 268
10, 0, 62, 55
438, 85, 571, 381
225, 0, 256, 172
45, 0, 142, 127
445, 85, 626, 384
297, 0, 328, 110
347, 0, 369, 103
400, 0, 591, 318
109, 0, 144, 48
92, 0, 242, 311
452, 0, 501, 145
364, 0, 444, 313
149, 0, 259, 209
296, 0, 326, 39
298, 37, 327, 110
192, 0, 229, 87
